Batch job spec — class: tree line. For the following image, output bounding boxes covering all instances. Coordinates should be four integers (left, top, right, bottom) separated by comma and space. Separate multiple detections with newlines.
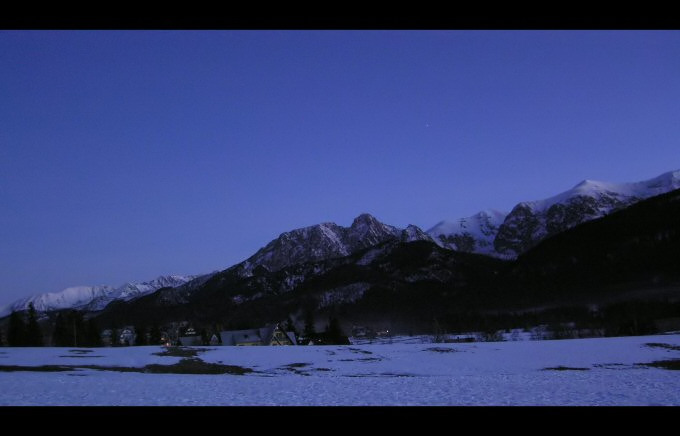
2, 305, 102, 347
5, 303, 43, 346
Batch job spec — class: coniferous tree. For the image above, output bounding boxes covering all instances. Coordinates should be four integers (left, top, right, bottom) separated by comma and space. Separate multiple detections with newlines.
325, 317, 350, 345
284, 317, 299, 337
200, 328, 209, 345
26, 303, 44, 346
110, 327, 120, 347
66, 311, 86, 347
86, 318, 102, 347
213, 324, 223, 344
135, 325, 147, 346
303, 309, 316, 338
148, 325, 162, 345
52, 312, 70, 347
8, 310, 27, 346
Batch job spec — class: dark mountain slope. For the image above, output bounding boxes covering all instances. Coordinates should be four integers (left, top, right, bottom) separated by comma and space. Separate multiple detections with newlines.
94, 189, 680, 335
495, 187, 680, 308
95, 239, 508, 331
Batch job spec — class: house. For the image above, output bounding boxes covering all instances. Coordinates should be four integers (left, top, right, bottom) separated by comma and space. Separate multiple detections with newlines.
351, 325, 369, 338
219, 324, 297, 346
178, 326, 202, 346
100, 329, 113, 347
119, 327, 136, 346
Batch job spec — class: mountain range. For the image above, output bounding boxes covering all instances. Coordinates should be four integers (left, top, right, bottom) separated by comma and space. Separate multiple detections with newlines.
0, 275, 198, 318
428, 169, 680, 257
93, 184, 680, 334
2, 169, 679, 334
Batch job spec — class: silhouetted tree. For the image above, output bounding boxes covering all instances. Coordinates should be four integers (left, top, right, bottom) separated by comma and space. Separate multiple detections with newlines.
212, 324, 223, 344
66, 311, 86, 347
325, 317, 350, 345
303, 309, 316, 338
52, 312, 71, 346
135, 325, 148, 346
86, 318, 102, 347
284, 317, 299, 337
200, 328, 210, 345
148, 325, 162, 345
110, 327, 120, 347
25, 303, 43, 346
8, 310, 27, 346
432, 317, 445, 343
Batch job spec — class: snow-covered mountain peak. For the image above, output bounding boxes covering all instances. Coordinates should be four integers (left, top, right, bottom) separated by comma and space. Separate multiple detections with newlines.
494, 169, 680, 257
427, 170, 680, 259
351, 213, 379, 228
238, 214, 408, 276
401, 225, 434, 242
427, 209, 508, 255
349, 213, 390, 236
534, 169, 680, 211
474, 209, 508, 221
0, 285, 117, 318
0, 274, 197, 317
642, 169, 680, 192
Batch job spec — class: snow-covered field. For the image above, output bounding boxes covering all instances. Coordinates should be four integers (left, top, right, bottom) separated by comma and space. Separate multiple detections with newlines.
1, 334, 679, 406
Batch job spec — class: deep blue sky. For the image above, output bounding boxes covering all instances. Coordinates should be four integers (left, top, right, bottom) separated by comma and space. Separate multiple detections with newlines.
1, 30, 679, 304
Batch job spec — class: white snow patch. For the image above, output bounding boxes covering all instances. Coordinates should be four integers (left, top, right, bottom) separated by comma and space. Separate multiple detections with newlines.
317, 283, 371, 308
1, 275, 198, 317
529, 169, 680, 211
1, 334, 679, 405
357, 247, 386, 266
427, 209, 507, 255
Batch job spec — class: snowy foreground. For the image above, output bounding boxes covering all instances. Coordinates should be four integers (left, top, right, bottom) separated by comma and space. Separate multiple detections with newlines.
1, 334, 679, 406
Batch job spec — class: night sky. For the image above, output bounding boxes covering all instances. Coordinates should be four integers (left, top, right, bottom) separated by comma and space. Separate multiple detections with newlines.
1, 30, 679, 305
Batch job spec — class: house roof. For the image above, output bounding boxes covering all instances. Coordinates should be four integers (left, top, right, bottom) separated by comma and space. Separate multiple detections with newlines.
219, 328, 267, 346
285, 331, 298, 346
219, 324, 296, 346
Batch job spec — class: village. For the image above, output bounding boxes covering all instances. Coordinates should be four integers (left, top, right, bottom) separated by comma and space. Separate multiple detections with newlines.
98, 319, 369, 347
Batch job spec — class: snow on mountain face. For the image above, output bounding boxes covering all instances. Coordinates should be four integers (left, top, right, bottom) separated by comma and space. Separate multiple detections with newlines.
427, 170, 680, 259
82, 275, 198, 312
238, 213, 431, 276
0, 285, 117, 318
494, 170, 680, 257
0, 275, 197, 317
401, 224, 435, 243
427, 210, 507, 256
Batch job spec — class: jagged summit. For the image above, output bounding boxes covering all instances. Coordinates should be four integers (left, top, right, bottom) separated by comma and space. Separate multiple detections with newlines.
401, 224, 434, 242
6, 170, 678, 319
351, 213, 377, 226
238, 213, 429, 276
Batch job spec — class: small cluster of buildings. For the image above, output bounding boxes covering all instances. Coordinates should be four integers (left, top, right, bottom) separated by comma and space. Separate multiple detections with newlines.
101, 323, 299, 347
179, 325, 297, 346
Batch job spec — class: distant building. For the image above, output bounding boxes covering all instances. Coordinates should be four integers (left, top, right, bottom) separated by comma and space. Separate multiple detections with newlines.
100, 329, 113, 347
119, 327, 136, 346
220, 324, 297, 346
178, 326, 202, 346
351, 325, 369, 338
